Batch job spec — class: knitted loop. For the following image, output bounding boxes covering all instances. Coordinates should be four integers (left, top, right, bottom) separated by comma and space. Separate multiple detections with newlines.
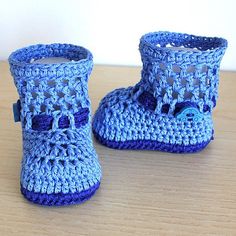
51, 111, 61, 130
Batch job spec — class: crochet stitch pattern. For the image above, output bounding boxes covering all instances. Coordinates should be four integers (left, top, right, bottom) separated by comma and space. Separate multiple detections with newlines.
9, 44, 101, 206
93, 31, 227, 153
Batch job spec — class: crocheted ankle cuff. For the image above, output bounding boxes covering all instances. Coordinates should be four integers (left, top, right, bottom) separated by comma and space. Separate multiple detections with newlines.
139, 31, 227, 64
137, 32, 227, 115
9, 44, 93, 131
8, 43, 93, 79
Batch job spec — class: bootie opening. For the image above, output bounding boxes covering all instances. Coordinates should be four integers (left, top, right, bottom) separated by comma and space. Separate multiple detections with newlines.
9, 43, 92, 66
140, 31, 227, 53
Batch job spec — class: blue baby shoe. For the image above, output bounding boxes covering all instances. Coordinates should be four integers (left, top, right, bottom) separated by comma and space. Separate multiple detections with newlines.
9, 44, 101, 206
92, 31, 227, 153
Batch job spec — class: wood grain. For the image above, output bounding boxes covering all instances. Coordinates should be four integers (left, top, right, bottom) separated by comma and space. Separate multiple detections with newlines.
0, 61, 236, 236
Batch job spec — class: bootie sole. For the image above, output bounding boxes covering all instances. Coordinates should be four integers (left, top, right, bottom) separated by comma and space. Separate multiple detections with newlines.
21, 181, 100, 206
93, 131, 211, 153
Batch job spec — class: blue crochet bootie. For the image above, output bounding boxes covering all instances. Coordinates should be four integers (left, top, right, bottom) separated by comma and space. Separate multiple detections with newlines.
93, 32, 227, 153
9, 44, 101, 206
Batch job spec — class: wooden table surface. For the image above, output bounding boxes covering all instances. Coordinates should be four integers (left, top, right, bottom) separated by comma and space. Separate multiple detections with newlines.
0, 61, 236, 236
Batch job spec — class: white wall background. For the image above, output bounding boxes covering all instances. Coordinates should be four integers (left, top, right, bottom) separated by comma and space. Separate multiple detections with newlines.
0, 0, 235, 70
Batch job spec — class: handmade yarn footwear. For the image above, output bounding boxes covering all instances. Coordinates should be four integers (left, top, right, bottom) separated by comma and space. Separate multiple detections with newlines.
9, 44, 101, 206
92, 31, 227, 153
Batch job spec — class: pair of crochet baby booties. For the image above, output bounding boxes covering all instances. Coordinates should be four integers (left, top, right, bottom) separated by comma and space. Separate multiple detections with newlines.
9, 31, 227, 206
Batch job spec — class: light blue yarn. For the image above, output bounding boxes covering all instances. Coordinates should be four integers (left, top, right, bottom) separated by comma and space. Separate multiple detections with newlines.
92, 31, 227, 152
93, 87, 213, 145
22, 124, 100, 194
9, 44, 102, 199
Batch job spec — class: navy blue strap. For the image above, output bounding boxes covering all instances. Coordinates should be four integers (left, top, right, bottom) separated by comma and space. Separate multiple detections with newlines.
32, 108, 89, 131
12, 100, 89, 130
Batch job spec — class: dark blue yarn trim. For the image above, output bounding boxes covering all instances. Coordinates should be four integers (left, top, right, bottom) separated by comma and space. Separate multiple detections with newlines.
93, 130, 211, 153
21, 181, 100, 206
137, 91, 199, 115
137, 91, 215, 114
137, 91, 156, 111
32, 114, 53, 131
32, 108, 89, 131
161, 104, 170, 114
